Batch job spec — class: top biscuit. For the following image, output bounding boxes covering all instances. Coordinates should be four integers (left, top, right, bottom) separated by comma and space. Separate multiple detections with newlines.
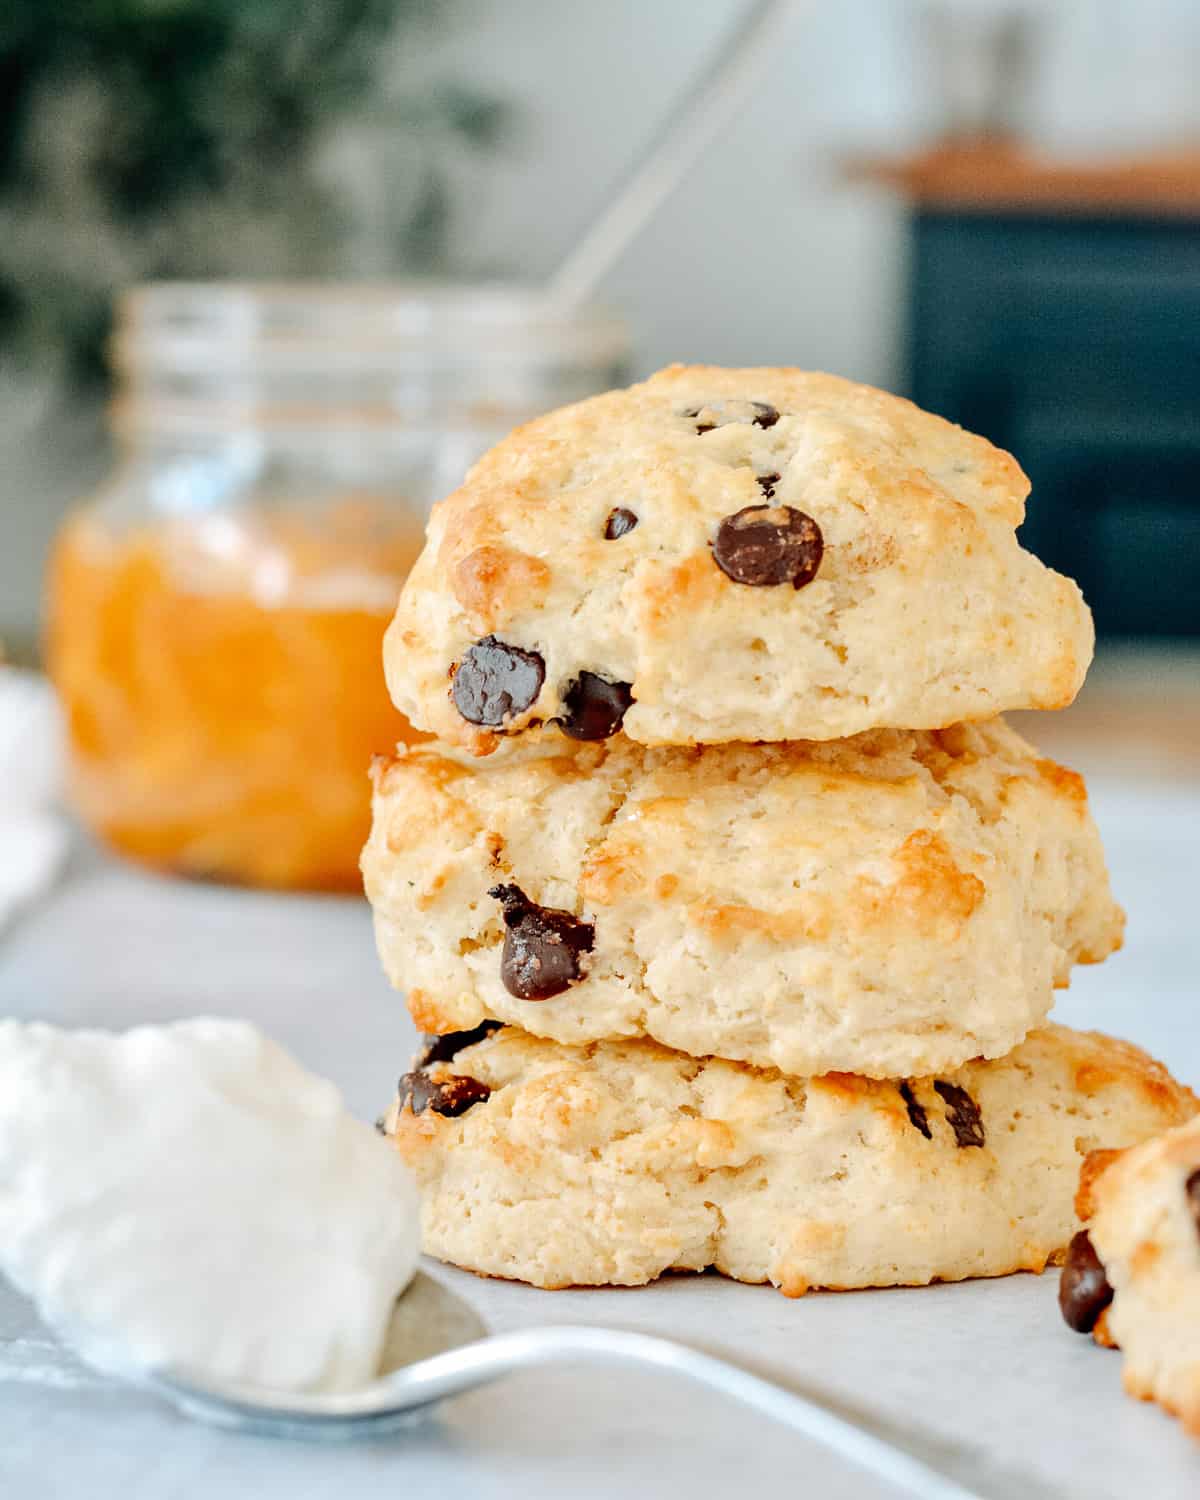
385, 365, 1093, 751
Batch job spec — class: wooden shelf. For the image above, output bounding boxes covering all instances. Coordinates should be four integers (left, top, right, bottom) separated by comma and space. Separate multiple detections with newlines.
846, 140, 1200, 216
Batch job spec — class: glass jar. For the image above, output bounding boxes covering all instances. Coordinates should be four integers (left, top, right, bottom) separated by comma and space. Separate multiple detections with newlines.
46, 283, 629, 892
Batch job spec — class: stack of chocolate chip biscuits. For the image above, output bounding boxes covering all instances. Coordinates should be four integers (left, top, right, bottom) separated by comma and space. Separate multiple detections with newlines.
364, 366, 1197, 1296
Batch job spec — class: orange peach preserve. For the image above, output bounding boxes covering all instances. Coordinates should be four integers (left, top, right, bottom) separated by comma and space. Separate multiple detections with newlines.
47, 503, 424, 892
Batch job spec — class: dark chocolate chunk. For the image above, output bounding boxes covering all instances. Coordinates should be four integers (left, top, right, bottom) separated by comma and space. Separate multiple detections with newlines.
604, 507, 638, 540
933, 1080, 985, 1149
558, 672, 634, 741
452, 636, 545, 727
397, 1070, 491, 1119
1187, 1168, 1200, 1240
756, 472, 780, 500
426, 1074, 492, 1117
750, 401, 780, 429
1059, 1230, 1114, 1333
682, 404, 713, 433
417, 1019, 504, 1068
712, 505, 823, 589
898, 1081, 932, 1139
489, 883, 594, 1000
683, 399, 780, 434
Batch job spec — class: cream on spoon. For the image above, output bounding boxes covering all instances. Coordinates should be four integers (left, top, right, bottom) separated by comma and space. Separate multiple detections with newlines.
0, 1018, 420, 1393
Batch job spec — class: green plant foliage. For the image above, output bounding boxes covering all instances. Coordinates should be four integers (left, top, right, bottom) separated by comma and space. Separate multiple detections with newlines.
0, 0, 511, 385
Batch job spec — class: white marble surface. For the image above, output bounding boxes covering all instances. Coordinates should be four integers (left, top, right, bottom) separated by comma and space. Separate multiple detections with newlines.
2, 772, 1199, 1499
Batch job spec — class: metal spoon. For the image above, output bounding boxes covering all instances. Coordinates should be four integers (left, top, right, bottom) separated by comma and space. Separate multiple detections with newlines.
545, 0, 798, 308
147, 1272, 992, 1499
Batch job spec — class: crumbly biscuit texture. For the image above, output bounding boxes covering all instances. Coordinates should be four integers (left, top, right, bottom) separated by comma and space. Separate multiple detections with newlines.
1083, 1117, 1200, 1436
364, 718, 1123, 1079
384, 365, 1093, 751
384, 1024, 1196, 1294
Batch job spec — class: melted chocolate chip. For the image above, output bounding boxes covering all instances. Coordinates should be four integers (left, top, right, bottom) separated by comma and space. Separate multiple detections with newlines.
604, 507, 638, 540
933, 1081, 985, 1149
898, 1082, 932, 1139
452, 637, 545, 727
558, 672, 634, 741
1187, 1168, 1200, 1240
489, 883, 594, 1000
712, 505, 823, 589
418, 1019, 504, 1068
1059, 1230, 1114, 1333
398, 1071, 492, 1118
683, 399, 780, 434
756, 472, 780, 500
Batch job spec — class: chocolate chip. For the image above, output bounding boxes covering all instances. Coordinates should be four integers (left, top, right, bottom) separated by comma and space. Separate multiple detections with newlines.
712, 505, 823, 589
756, 472, 780, 499
683, 399, 780, 434
558, 672, 634, 741
429, 1075, 491, 1116
604, 507, 638, 540
452, 637, 545, 727
398, 1070, 492, 1119
898, 1082, 932, 1139
489, 883, 594, 1000
418, 1019, 503, 1068
1186, 1169, 1200, 1240
933, 1081, 985, 1149
1059, 1230, 1114, 1333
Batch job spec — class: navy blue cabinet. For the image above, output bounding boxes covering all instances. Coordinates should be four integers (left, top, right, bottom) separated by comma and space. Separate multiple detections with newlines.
908, 212, 1200, 637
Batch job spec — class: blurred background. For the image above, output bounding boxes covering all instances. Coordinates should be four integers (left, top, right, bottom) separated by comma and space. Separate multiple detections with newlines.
2, 0, 1198, 646
0, 0, 1197, 905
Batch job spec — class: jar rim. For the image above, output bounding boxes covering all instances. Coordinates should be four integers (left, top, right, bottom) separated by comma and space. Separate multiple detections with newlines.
113, 280, 630, 376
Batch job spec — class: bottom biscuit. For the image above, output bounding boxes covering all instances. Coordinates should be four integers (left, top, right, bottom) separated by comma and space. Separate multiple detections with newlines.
383, 1023, 1196, 1295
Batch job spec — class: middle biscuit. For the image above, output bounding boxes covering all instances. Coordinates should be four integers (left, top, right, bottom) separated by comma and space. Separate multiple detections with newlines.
364, 718, 1123, 1079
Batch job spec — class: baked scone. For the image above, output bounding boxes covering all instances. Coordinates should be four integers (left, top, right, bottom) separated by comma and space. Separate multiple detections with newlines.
363, 718, 1122, 1080
1061, 1117, 1200, 1436
383, 1023, 1196, 1294
383, 365, 1093, 753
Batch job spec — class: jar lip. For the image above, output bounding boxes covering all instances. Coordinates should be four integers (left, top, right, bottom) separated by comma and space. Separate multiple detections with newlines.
108, 395, 529, 442
114, 280, 630, 375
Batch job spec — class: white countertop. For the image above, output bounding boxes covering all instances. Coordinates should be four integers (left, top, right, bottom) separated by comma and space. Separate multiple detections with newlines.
2, 771, 1200, 1499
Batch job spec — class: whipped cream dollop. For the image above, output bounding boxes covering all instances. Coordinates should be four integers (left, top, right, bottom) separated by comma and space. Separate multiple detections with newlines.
0, 1019, 420, 1393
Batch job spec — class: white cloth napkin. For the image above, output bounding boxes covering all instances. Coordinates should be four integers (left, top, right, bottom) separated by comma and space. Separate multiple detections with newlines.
0, 670, 69, 932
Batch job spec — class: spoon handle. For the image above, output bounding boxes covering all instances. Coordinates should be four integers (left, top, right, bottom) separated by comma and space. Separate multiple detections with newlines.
376, 1324, 984, 1500
545, 0, 796, 309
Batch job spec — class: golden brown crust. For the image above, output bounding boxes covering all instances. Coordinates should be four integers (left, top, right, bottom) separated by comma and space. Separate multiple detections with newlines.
386, 1023, 1196, 1294
405, 988, 464, 1037
451, 545, 552, 631
365, 718, 1124, 1079
1076, 1148, 1128, 1221
1093, 1307, 1119, 1349
383, 365, 1094, 749
852, 829, 984, 937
